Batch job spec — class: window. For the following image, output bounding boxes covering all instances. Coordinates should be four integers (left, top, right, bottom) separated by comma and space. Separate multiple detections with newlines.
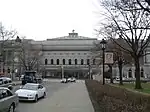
57, 59, 59, 65
93, 59, 96, 65
0, 89, 12, 99
128, 69, 132, 78
75, 59, 77, 65
63, 59, 65, 65
84, 53, 87, 55
81, 59, 84, 65
69, 59, 71, 65
145, 51, 150, 63
45, 59, 48, 65
87, 59, 90, 65
38, 85, 43, 89
51, 59, 54, 64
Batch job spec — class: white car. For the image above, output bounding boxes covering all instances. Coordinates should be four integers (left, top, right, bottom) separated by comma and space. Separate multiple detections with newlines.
15, 83, 46, 102
61, 78, 67, 83
70, 77, 76, 82
0, 77, 12, 84
67, 77, 76, 82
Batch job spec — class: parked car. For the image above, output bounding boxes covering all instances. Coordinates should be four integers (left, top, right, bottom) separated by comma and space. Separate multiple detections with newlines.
67, 77, 76, 82
61, 78, 68, 83
21, 71, 43, 85
20, 75, 24, 80
15, 83, 46, 102
67, 78, 71, 82
70, 77, 76, 82
0, 87, 19, 112
0, 77, 12, 84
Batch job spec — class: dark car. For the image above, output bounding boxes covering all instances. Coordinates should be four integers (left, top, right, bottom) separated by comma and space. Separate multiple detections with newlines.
22, 71, 42, 85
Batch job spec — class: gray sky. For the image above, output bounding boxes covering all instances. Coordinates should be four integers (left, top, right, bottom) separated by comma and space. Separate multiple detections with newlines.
0, 0, 100, 40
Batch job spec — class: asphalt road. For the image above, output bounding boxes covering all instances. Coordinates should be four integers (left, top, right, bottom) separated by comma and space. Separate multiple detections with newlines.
13, 81, 69, 112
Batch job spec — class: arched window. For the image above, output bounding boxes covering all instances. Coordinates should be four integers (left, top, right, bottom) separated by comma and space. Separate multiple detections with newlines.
93, 59, 95, 65
75, 59, 77, 65
57, 59, 59, 65
69, 59, 71, 65
87, 59, 90, 65
128, 68, 132, 78
63, 59, 65, 65
81, 59, 84, 65
51, 59, 53, 65
45, 59, 48, 65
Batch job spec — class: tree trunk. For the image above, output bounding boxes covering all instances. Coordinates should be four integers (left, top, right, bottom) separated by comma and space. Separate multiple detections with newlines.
118, 62, 123, 85
134, 57, 142, 89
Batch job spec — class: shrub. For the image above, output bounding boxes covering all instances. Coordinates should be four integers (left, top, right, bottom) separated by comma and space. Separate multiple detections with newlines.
85, 80, 150, 112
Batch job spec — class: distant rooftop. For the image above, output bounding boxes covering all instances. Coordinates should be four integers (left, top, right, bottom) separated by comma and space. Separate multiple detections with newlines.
47, 30, 97, 40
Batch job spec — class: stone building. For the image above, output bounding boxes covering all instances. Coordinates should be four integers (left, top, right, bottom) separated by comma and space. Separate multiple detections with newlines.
38, 30, 100, 79
1, 30, 100, 79
1, 30, 150, 80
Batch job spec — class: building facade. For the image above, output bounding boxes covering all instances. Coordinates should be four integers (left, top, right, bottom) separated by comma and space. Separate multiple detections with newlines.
1, 31, 150, 80
38, 31, 100, 79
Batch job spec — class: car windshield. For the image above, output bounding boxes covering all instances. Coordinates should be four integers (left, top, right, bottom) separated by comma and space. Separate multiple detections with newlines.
22, 84, 38, 90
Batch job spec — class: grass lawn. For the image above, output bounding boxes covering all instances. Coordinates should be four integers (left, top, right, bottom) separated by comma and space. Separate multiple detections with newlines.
113, 82, 150, 94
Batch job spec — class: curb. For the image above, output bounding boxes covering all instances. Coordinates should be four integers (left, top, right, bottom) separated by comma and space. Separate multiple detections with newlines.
12, 82, 21, 86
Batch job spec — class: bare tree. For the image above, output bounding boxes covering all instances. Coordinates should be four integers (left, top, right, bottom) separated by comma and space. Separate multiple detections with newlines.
97, 0, 150, 89
108, 39, 133, 85
18, 39, 42, 72
136, 0, 150, 13
0, 22, 17, 74
92, 39, 132, 85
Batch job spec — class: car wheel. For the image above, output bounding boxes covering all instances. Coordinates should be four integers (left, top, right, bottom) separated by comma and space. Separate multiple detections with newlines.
9, 104, 14, 112
43, 92, 46, 98
34, 95, 38, 102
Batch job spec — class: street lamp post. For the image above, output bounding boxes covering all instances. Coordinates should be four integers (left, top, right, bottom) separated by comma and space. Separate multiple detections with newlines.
100, 39, 107, 85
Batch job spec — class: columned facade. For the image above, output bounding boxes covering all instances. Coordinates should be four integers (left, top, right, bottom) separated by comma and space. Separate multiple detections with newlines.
38, 31, 99, 79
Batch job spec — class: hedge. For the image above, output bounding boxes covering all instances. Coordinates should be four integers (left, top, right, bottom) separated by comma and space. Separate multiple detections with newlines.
85, 80, 150, 112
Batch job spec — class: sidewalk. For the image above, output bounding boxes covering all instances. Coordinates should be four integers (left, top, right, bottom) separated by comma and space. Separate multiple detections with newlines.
12, 80, 21, 86
34, 81, 95, 112
43, 78, 61, 82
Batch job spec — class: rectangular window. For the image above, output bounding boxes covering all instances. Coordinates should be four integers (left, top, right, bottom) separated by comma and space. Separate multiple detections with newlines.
145, 51, 150, 63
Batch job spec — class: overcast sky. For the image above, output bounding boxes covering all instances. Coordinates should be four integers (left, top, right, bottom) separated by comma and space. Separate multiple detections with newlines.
0, 0, 100, 40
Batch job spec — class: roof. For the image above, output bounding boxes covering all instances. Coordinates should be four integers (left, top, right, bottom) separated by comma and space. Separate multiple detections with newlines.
51, 36, 92, 40
47, 30, 97, 40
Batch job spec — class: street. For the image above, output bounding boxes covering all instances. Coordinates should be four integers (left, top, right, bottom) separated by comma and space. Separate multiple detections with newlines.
13, 81, 70, 112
